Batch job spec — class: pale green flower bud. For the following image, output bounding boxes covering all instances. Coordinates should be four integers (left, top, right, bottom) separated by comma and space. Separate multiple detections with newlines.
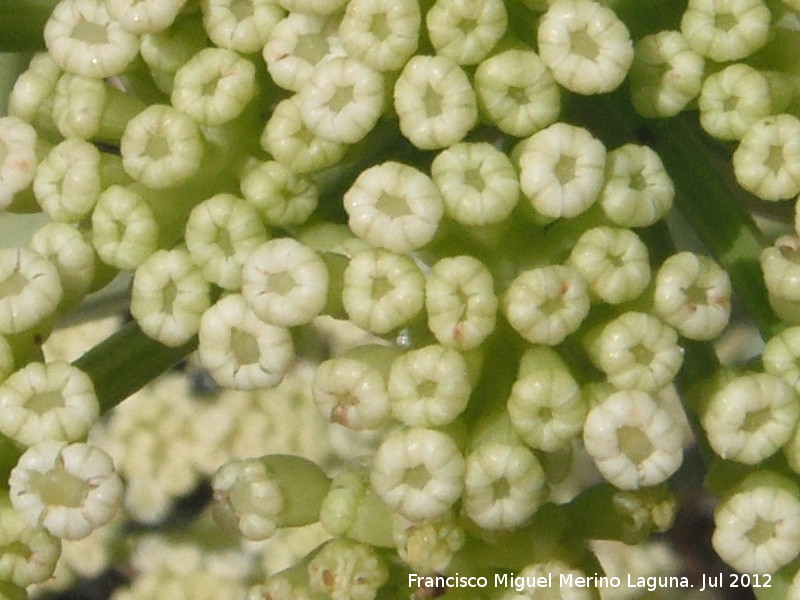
702, 373, 799, 464
140, 13, 208, 93
681, 0, 771, 62
130, 248, 212, 347
264, 12, 345, 93
30, 222, 96, 311
504, 265, 590, 345
431, 142, 519, 227
629, 31, 705, 119
211, 455, 330, 541
537, 0, 633, 95
601, 143, 674, 228
393, 512, 464, 573
184, 193, 268, 290
394, 55, 478, 150
242, 238, 330, 327
107, 0, 187, 34
0, 360, 98, 447
654, 251, 731, 340
296, 57, 385, 145
426, 255, 498, 350
8, 54, 62, 136
34, 138, 126, 223
342, 249, 425, 335
474, 48, 560, 138
517, 122, 606, 220
202, 0, 285, 54
261, 97, 348, 174
763, 326, 800, 394
339, 0, 420, 72
699, 64, 780, 141
121, 104, 205, 190
91, 185, 162, 271
320, 467, 394, 547
0, 116, 39, 212
171, 47, 258, 127
388, 344, 472, 427
0, 503, 60, 587
0, 247, 62, 336
313, 345, 397, 430
733, 114, 800, 201
52, 74, 145, 142
585, 312, 684, 393
426, 0, 507, 66
567, 226, 651, 305
508, 346, 586, 452
240, 160, 319, 228
712, 472, 800, 574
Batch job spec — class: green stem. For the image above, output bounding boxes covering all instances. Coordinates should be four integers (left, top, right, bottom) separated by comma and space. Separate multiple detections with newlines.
0, 1, 57, 52
73, 321, 196, 414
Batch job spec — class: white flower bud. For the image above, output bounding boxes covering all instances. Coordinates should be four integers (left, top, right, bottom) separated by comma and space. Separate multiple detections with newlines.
388, 344, 472, 428
241, 238, 329, 327
339, 0, 420, 72
198, 294, 294, 390
9, 441, 122, 540
537, 0, 633, 95
44, 0, 139, 78
0, 247, 62, 335
130, 248, 212, 347
296, 57, 385, 145
733, 114, 800, 201
344, 161, 443, 253
0, 361, 98, 447
583, 390, 683, 490
567, 226, 651, 305
517, 122, 606, 220
426, 255, 498, 350
713, 472, 800, 574
464, 443, 546, 530
371, 428, 465, 522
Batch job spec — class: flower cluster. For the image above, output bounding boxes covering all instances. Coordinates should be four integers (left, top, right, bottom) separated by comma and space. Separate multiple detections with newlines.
2, 0, 800, 598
